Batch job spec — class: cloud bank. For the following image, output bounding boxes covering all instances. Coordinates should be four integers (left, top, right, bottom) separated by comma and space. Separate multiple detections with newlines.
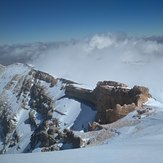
0, 33, 163, 102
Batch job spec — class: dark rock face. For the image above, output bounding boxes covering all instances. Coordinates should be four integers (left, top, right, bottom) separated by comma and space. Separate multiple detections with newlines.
1, 113, 17, 136
30, 83, 54, 116
96, 81, 128, 88
65, 85, 95, 105
63, 129, 83, 148
31, 70, 57, 87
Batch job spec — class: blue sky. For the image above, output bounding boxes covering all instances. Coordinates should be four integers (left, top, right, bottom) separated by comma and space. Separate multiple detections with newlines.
0, 0, 163, 44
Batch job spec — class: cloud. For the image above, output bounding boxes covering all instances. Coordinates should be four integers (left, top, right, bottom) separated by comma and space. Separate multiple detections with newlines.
0, 33, 163, 102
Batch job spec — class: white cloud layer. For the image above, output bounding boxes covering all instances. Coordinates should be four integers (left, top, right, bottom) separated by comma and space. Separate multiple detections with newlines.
0, 33, 163, 102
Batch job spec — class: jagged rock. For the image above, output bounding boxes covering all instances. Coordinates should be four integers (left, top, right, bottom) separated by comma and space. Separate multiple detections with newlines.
65, 81, 151, 124
59, 78, 78, 85
40, 120, 49, 131
130, 86, 151, 107
29, 110, 37, 128
63, 129, 83, 148
47, 125, 59, 135
29, 84, 54, 116
2, 113, 17, 135
97, 81, 128, 88
39, 131, 56, 147
31, 70, 57, 87
8, 131, 20, 148
88, 122, 103, 131
41, 144, 60, 152
133, 107, 153, 119
65, 85, 95, 105
94, 81, 151, 123
30, 132, 38, 150
104, 103, 136, 123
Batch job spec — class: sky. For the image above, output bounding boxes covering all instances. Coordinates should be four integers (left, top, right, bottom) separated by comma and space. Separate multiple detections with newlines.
0, 0, 163, 44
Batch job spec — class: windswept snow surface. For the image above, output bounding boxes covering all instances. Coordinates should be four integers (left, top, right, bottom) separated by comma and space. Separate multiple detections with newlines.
1, 98, 163, 163
1, 139, 163, 163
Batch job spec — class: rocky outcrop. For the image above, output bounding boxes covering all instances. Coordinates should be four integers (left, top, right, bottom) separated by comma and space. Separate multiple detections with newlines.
31, 70, 57, 87
93, 82, 151, 123
65, 85, 95, 105
30, 83, 54, 116
65, 81, 151, 124
63, 129, 84, 148
29, 118, 61, 150
29, 110, 37, 128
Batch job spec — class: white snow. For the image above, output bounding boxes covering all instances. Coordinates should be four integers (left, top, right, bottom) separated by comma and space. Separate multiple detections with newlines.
53, 98, 96, 130
1, 98, 163, 162
0, 63, 31, 94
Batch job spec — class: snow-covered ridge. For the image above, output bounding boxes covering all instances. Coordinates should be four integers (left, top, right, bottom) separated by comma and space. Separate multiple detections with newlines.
0, 63, 97, 154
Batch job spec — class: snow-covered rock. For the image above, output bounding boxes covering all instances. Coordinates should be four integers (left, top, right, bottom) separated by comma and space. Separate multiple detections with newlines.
0, 63, 96, 154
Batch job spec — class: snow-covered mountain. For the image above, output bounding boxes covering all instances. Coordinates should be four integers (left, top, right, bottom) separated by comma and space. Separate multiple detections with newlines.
0, 63, 99, 154
0, 33, 163, 162
0, 63, 163, 163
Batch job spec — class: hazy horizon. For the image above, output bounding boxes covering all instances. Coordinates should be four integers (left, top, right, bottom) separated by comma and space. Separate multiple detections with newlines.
0, 33, 163, 103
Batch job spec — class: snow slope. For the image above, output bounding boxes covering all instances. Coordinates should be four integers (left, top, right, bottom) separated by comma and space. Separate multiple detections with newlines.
1, 98, 163, 163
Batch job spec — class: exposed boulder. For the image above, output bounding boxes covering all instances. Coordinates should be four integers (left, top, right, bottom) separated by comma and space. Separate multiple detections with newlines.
130, 86, 151, 107
63, 129, 84, 148
39, 131, 56, 147
41, 144, 60, 152
29, 109, 37, 128
88, 122, 104, 131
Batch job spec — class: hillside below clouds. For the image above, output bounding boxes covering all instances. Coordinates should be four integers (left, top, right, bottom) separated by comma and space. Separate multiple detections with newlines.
0, 63, 163, 157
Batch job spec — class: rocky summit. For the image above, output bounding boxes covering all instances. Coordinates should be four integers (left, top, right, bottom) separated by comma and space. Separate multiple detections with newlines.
0, 63, 151, 154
